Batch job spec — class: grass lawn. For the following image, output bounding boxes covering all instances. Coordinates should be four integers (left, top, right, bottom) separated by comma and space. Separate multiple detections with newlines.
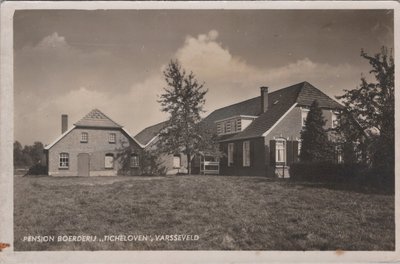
14, 175, 395, 251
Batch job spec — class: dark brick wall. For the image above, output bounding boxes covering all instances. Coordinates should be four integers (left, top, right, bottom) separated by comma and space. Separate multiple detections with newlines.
219, 106, 336, 177
220, 137, 266, 176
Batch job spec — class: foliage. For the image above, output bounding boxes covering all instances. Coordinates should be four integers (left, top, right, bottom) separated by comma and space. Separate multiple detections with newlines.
336, 47, 394, 177
290, 162, 393, 193
290, 162, 367, 182
26, 164, 48, 176
14, 141, 25, 166
157, 60, 211, 174
14, 141, 45, 167
139, 149, 167, 176
115, 142, 166, 176
299, 100, 333, 162
334, 111, 366, 164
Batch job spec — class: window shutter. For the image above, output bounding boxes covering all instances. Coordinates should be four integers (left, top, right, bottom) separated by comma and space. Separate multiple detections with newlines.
270, 140, 276, 166
293, 141, 299, 163
250, 140, 254, 167
286, 140, 293, 166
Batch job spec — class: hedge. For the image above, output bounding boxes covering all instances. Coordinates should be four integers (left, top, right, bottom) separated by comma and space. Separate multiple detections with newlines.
26, 164, 48, 175
289, 162, 367, 183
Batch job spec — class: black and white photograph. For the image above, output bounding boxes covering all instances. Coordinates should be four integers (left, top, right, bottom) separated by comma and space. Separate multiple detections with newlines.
0, 1, 399, 262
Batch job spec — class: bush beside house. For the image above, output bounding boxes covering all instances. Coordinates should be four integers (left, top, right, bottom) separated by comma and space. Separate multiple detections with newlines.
26, 164, 48, 176
289, 162, 393, 192
289, 162, 366, 182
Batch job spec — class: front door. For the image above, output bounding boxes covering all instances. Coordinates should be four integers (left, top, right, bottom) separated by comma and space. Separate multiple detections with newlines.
77, 153, 90, 176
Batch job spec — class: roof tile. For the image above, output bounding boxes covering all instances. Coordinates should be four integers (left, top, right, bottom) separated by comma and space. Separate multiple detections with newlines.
205, 81, 343, 141
74, 109, 122, 128
135, 121, 168, 145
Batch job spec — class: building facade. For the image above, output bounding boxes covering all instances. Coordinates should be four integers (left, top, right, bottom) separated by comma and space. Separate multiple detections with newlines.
45, 109, 143, 176
201, 81, 344, 177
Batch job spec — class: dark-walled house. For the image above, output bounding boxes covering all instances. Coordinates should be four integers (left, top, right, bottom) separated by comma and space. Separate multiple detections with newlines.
201, 81, 344, 177
44, 109, 144, 176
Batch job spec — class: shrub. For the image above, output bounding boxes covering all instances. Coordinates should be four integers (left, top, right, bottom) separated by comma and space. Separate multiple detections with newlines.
26, 164, 47, 176
289, 162, 367, 183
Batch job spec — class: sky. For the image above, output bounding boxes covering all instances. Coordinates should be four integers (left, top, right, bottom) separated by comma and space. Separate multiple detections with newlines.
14, 9, 394, 146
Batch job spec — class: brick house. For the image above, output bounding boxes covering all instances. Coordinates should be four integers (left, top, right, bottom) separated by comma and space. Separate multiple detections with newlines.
44, 109, 143, 176
201, 81, 344, 177
135, 121, 189, 175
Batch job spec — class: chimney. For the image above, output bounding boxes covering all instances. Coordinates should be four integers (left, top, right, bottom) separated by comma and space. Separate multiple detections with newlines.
260, 86, 269, 113
61, 114, 68, 134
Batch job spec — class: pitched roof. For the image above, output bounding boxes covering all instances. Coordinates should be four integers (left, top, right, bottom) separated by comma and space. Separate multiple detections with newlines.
133, 81, 343, 144
74, 109, 122, 128
135, 121, 168, 146
296, 82, 343, 109
205, 81, 343, 141
45, 109, 145, 150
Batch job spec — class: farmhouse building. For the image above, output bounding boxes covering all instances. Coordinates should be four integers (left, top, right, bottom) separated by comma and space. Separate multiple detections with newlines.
201, 81, 344, 177
44, 109, 143, 176
135, 121, 189, 175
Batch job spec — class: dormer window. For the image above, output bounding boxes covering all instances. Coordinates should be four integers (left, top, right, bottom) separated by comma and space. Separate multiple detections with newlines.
216, 115, 256, 136
81, 132, 88, 143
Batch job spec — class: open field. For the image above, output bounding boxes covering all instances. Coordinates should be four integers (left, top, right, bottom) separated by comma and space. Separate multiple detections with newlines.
14, 175, 394, 251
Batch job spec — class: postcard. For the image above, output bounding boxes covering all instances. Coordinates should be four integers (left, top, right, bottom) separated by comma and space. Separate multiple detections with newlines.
1, 1, 399, 263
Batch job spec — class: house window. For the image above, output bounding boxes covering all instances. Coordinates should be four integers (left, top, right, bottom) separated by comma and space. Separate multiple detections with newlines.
298, 140, 302, 156
109, 133, 116, 143
105, 153, 114, 169
276, 139, 286, 163
227, 143, 234, 167
301, 108, 309, 127
81, 132, 88, 143
335, 146, 344, 164
332, 111, 339, 128
173, 155, 181, 168
130, 153, 139, 168
243, 141, 250, 167
59, 153, 69, 168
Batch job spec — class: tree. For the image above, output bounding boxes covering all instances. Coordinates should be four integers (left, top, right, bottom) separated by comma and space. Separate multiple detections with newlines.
14, 141, 24, 166
116, 145, 166, 176
336, 47, 394, 177
30, 141, 45, 164
13, 141, 45, 167
334, 111, 366, 164
300, 100, 333, 162
157, 60, 208, 174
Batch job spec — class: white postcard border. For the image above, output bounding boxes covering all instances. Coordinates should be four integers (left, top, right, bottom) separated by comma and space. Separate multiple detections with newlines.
1, 1, 399, 263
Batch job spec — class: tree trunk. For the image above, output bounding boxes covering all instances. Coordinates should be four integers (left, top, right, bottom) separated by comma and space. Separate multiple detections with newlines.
186, 153, 191, 175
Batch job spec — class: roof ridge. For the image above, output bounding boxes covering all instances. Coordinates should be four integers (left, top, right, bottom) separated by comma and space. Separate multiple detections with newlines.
74, 108, 122, 128
209, 82, 308, 114
212, 96, 259, 112
94, 109, 122, 127
136, 121, 168, 135
296, 82, 343, 109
